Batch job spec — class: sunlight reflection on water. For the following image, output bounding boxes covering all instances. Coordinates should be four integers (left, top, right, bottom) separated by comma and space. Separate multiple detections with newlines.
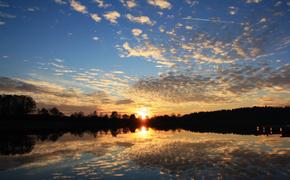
135, 126, 150, 138
0, 128, 289, 179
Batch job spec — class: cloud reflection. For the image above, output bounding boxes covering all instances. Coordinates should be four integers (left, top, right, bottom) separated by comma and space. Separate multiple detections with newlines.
0, 130, 289, 179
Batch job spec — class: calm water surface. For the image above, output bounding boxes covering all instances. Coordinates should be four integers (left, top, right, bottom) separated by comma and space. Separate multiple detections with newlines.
0, 127, 289, 179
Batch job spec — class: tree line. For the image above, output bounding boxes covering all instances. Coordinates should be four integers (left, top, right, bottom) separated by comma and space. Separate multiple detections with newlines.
0, 94, 289, 134
0, 94, 136, 120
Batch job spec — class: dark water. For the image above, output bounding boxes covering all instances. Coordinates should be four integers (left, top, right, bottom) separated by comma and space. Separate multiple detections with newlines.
0, 127, 289, 179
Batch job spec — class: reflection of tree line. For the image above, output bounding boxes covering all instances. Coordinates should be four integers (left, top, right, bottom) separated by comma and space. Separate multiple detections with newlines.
0, 133, 63, 155
1, 125, 289, 156
0, 128, 137, 155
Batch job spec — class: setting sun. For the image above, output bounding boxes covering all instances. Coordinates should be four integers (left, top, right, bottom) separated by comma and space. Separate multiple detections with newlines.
136, 107, 150, 120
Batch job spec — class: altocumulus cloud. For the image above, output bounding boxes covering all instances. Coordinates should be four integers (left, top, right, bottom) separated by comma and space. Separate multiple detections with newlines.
103, 11, 120, 24
147, 0, 172, 9
90, 13, 102, 23
132, 63, 290, 104
10, 0, 290, 113
0, 77, 112, 113
115, 99, 134, 105
121, 0, 137, 9
0, 77, 43, 93
94, 0, 111, 8
122, 42, 175, 67
126, 14, 155, 26
70, 0, 87, 14
131, 28, 142, 36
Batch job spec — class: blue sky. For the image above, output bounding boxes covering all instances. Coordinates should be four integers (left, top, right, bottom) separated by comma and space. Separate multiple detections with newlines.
0, 0, 290, 115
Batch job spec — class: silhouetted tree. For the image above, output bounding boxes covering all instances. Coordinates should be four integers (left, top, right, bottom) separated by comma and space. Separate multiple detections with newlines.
103, 114, 109, 119
0, 95, 36, 116
89, 110, 98, 117
129, 114, 136, 121
110, 111, 119, 119
38, 108, 49, 116
49, 107, 64, 117
122, 114, 129, 120
23, 96, 36, 114
71, 111, 85, 118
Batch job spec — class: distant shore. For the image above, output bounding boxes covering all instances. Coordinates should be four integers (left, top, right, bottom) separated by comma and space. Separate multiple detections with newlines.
1, 106, 289, 136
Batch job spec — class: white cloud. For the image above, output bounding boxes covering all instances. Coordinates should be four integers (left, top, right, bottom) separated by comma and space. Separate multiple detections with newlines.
54, 58, 64, 63
147, 0, 172, 9
0, 12, 16, 18
228, 6, 238, 15
122, 42, 174, 66
54, 0, 67, 5
192, 53, 231, 64
245, 0, 262, 3
185, 0, 199, 6
0, 1, 9, 7
27, 7, 40, 12
94, 0, 111, 8
112, 71, 124, 74
258, 17, 267, 23
90, 13, 101, 23
121, 0, 137, 8
0, 21, 5, 25
132, 28, 142, 36
104, 11, 120, 24
185, 26, 192, 30
70, 0, 87, 14
126, 14, 154, 26
92, 36, 99, 41
159, 26, 165, 32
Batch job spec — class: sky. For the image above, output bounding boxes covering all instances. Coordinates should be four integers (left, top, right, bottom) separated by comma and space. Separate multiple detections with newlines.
0, 0, 290, 115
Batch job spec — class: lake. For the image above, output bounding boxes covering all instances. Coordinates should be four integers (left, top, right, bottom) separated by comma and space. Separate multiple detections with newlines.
0, 127, 289, 179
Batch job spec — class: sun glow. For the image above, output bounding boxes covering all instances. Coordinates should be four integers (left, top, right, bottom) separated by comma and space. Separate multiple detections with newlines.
136, 107, 150, 120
